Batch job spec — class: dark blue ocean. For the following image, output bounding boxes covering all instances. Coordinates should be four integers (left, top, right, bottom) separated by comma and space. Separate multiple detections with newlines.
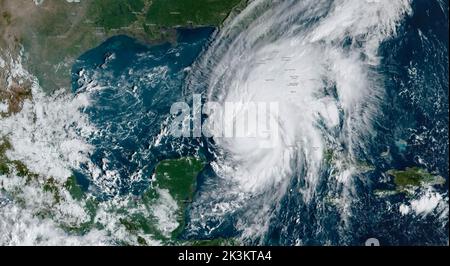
70, 0, 448, 246
265, 0, 449, 246
71, 28, 214, 197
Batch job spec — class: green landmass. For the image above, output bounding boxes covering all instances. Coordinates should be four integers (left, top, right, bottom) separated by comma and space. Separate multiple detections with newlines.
153, 157, 204, 203
150, 157, 205, 239
1, 0, 247, 245
146, 0, 241, 27
64, 175, 84, 201
88, 0, 146, 30
323, 149, 334, 164
61, 197, 99, 235
114, 157, 243, 245
0, 138, 38, 180
323, 147, 375, 174
0, 136, 100, 234
1, 135, 237, 245
375, 167, 446, 197
388, 167, 445, 192
0, 138, 11, 175
0, 0, 245, 92
115, 157, 207, 244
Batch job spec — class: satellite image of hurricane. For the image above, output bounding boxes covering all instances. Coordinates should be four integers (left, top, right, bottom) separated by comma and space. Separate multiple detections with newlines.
0, 0, 448, 246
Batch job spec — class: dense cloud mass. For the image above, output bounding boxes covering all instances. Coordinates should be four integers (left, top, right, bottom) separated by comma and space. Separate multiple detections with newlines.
0, 0, 448, 245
